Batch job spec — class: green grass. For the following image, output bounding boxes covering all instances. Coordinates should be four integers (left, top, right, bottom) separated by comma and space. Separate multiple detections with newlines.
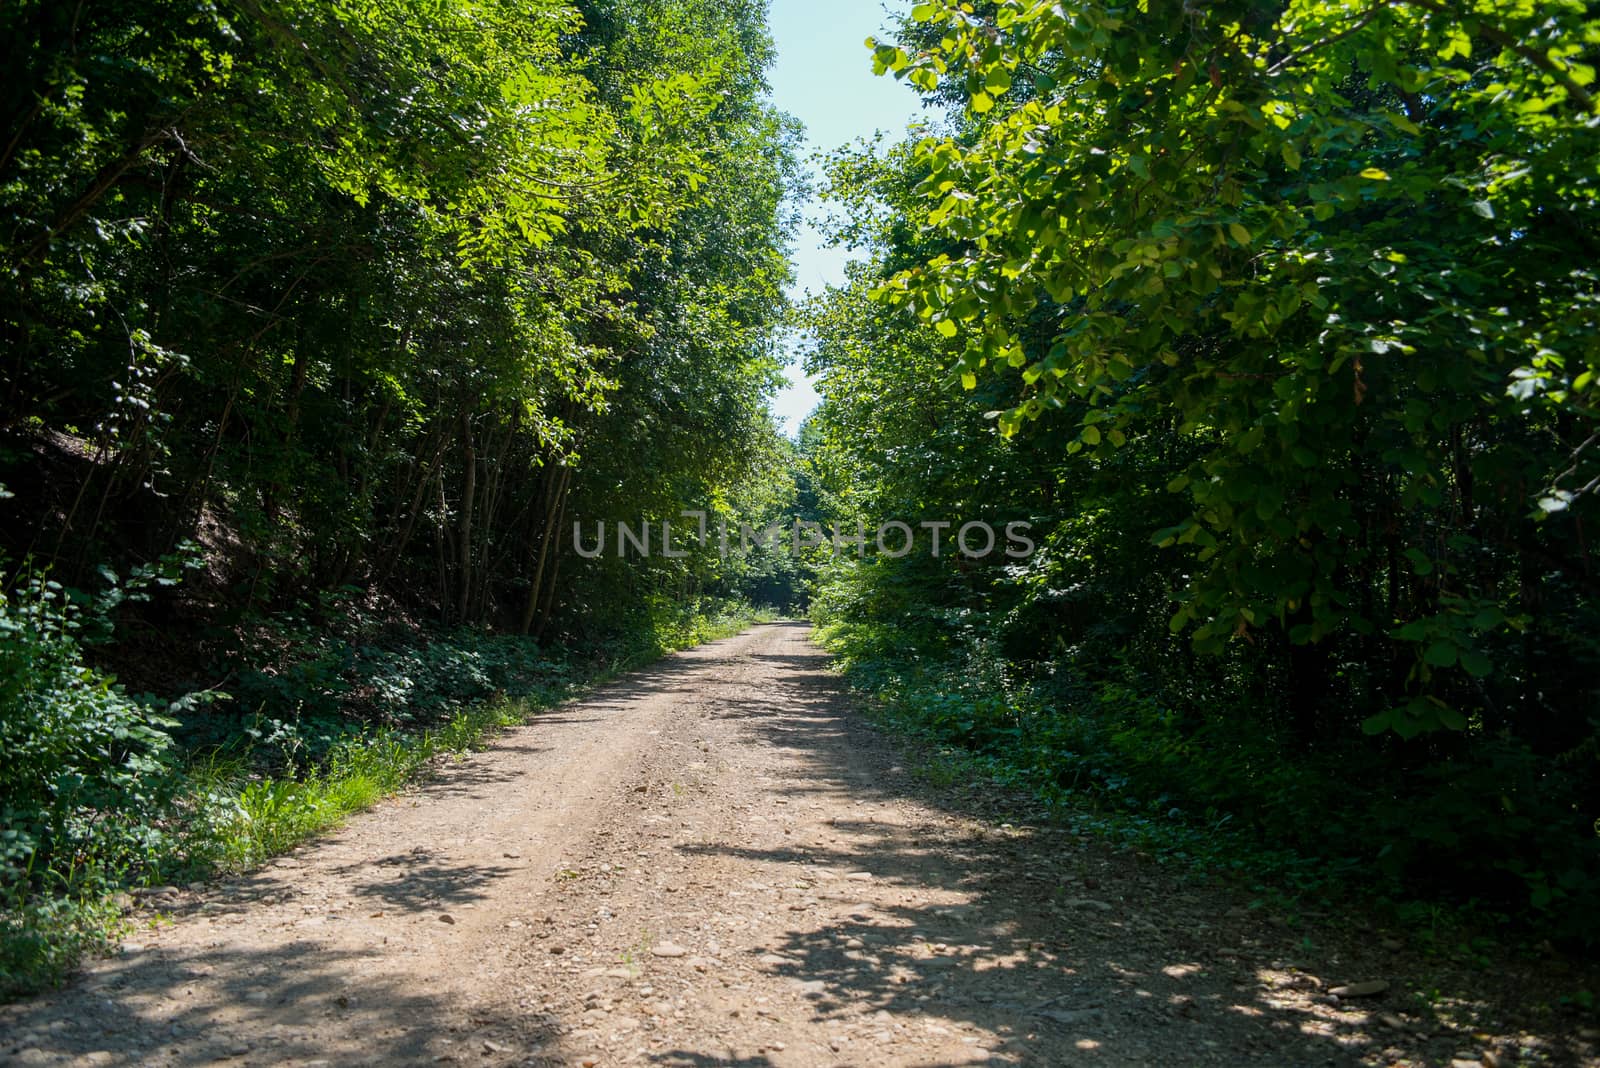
196, 697, 530, 869
189, 602, 775, 872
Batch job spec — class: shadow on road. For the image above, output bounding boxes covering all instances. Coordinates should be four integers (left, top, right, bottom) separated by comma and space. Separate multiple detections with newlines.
1, 937, 544, 1065
4, 622, 1579, 1068
645, 622, 1583, 1068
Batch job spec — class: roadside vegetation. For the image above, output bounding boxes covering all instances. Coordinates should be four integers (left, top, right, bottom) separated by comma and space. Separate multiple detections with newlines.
0, 576, 768, 1000
798, 0, 1600, 959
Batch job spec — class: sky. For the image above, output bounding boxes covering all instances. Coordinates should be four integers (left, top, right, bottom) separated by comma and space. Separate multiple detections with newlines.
763, 0, 924, 437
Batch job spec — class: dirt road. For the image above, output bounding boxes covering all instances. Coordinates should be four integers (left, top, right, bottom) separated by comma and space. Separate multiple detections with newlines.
2, 624, 1591, 1067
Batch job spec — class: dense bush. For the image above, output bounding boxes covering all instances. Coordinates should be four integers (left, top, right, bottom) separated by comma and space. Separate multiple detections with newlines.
0, 567, 179, 895
815, 587, 1600, 944
0, 566, 182, 995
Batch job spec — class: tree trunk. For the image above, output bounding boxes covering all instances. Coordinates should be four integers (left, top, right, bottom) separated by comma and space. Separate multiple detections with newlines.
376, 431, 444, 590
454, 410, 477, 626
534, 480, 573, 640
520, 464, 571, 636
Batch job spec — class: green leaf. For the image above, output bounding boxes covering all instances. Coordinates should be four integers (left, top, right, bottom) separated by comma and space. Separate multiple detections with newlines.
1460, 650, 1493, 678
1424, 640, 1458, 668
1228, 222, 1251, 246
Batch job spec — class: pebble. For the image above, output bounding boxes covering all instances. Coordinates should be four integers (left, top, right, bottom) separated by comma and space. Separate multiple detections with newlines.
651, 942, 688, 958
438, 913, 456, 925
1062, 899, 1113, 912
1328, 980, 1389, 998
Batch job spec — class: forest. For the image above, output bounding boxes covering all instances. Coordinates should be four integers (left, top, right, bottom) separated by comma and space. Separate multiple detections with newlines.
0, 0, 802, 992
2, 0, 1597, 1005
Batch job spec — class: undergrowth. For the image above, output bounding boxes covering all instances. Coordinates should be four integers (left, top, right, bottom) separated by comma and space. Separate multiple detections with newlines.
811, 614, 1600, 970
0, 569, 771, 1002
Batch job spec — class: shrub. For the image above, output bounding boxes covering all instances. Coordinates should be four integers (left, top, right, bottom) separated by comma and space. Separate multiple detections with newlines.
0, 567, 180, 887
0, 564, 181, 992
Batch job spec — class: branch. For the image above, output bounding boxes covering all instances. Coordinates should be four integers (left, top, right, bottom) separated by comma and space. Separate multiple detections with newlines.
1402, 0, 1597, 113
9, 127, 171, 265
1268, 1, 1394, 76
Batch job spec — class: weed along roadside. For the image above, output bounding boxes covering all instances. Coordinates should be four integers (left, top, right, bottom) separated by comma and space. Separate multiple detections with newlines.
0, 602, 772, 1000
